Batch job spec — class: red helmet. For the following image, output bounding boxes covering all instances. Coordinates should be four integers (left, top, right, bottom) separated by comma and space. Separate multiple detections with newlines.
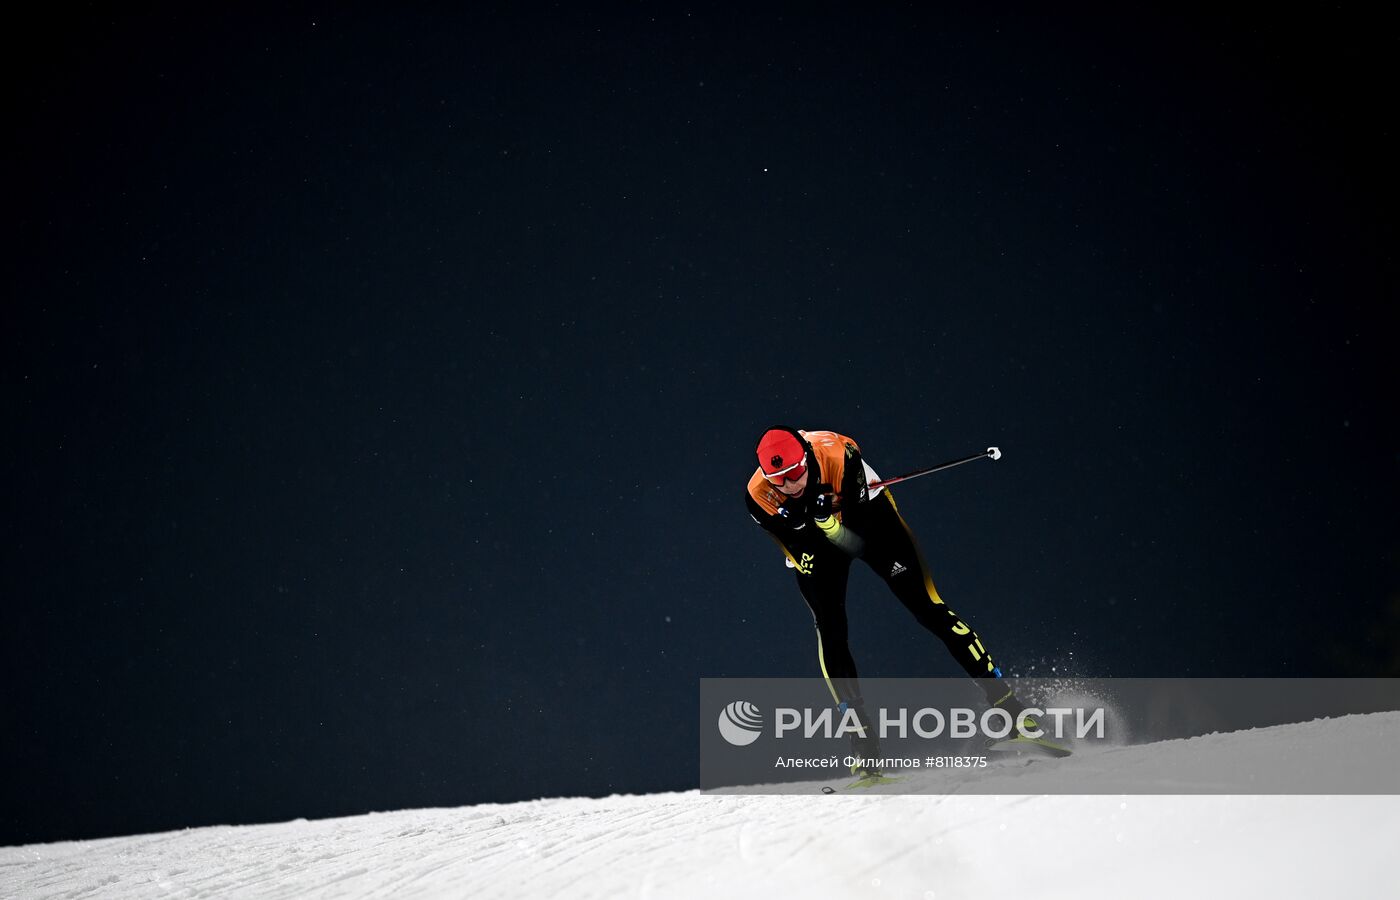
756, 428, 808, 482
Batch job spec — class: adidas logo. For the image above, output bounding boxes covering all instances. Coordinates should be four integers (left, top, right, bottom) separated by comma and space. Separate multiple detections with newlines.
890, 561, 908, 576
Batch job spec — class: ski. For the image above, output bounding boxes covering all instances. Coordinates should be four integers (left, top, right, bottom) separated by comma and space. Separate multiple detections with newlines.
822, 774, 902, 793
846, 773, 901, 789
985, 734, 1073, 759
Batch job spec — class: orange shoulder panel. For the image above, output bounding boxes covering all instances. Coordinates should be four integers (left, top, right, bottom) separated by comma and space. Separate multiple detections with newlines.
801, 430, 858, 489
747, 469, 788, 516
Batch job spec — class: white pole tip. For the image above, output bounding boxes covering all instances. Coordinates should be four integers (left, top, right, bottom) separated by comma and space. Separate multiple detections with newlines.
987, 447, 1002, 460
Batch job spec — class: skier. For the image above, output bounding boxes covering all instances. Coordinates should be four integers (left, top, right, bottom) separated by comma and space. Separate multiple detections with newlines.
745, 426, 1040, 779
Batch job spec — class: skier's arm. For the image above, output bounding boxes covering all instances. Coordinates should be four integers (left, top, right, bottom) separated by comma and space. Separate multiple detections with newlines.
840, 443, 872, 509
745, 489, 826, 570
811, 443, 871, 557
813, 511, 863, 557
745, 490, 810, 540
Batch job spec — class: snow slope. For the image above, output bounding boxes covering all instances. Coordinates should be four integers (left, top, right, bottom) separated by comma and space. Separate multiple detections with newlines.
4, 713, 1397, 899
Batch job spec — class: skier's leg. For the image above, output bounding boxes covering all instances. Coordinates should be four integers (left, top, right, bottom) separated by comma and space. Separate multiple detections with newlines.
793, 553, 878, 760
860, 491, 1014, 708
794, 553, 858, 705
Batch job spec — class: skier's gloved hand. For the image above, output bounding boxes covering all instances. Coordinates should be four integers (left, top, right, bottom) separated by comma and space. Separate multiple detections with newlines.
777, 485, 835, 528
776, 498, 806, 523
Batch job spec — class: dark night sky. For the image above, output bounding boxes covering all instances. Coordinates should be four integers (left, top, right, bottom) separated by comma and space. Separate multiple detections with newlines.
4, 7, 1396, 845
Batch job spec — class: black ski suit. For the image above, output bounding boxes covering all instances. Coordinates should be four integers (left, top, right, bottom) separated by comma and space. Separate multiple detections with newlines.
745, 428, 1016, 756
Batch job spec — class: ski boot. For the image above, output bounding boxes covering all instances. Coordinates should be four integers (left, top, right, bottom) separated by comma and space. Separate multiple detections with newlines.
846, 734, 898, 788
985, 689, 1072, 758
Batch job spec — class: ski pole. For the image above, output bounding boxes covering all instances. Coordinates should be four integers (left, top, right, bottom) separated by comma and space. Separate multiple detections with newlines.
868, 447, 1002, 491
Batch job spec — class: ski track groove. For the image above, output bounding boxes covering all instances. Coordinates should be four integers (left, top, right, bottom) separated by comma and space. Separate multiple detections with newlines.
505, 797, 774, 898
500, 799, 711, 896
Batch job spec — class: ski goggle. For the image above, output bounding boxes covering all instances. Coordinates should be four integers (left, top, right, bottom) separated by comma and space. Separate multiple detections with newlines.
762, 457, 808, 485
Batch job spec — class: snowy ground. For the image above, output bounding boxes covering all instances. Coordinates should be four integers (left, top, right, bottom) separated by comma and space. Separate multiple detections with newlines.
4, 714, 1397, 899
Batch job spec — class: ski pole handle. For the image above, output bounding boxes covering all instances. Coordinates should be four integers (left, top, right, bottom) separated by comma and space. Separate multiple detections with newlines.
868, 447, 1001, 491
